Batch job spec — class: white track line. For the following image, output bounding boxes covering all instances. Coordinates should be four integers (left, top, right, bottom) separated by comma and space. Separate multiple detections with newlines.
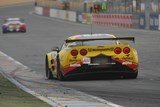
0, 51, 62, 107
0, 51, 123, 107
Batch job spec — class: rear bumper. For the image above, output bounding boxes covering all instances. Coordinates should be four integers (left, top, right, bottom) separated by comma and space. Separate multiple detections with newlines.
63, 62, 138, 77
3, 27, 26, 32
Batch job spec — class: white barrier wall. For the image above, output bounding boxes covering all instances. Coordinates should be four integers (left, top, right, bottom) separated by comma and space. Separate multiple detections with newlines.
59, 10, 66, 20
35, 6, 160, 30
68, 11, 76, 22
35, 6, 43, 15
50, 9, 57, 18
49, 8, 76, 22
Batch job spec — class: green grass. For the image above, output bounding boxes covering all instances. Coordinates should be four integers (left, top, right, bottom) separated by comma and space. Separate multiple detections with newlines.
0, 73, 51, 107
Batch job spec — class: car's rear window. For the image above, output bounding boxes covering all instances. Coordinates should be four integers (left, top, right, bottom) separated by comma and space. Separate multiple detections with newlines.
5, 19, 24, 23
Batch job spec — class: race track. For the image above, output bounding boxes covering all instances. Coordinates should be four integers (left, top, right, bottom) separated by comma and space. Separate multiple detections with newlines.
0, 3, 160, 107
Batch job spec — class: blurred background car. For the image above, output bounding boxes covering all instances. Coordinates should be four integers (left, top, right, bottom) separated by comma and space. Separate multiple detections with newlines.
2, 18, 26, 33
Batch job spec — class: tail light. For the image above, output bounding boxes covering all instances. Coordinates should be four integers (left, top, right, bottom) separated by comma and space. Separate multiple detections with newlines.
20, 24, 25, 28
123, 47, 130, 54
80, 49, 87, 56
71, 49, 78, 56
114, 47, 122, 54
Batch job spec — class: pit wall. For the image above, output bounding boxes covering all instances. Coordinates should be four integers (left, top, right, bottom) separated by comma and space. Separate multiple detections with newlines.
35, 6, 160, 30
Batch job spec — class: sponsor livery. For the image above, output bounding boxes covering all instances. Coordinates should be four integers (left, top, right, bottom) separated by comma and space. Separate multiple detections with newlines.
46, 34, 138, 80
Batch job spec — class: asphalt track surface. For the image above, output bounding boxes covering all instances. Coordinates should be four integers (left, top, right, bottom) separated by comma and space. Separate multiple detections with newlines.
0, 3, 160, 107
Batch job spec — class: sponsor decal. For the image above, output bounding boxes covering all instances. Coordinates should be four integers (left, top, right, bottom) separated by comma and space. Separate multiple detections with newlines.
122, 56, 133, 61
122, 61, 133, 65
88, 48, 114, 52
70, 63, 81, 67
51, 52, 57, 59
82, 57, 91, 64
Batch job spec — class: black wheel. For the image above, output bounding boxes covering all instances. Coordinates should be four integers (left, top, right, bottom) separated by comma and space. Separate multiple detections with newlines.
56, 55, 65, 81
45, 56, 53, 79
2, 30, 7, 34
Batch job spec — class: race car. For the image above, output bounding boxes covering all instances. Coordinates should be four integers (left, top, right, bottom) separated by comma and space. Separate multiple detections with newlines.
2, 18, 26, 33
45, 34, 138, 80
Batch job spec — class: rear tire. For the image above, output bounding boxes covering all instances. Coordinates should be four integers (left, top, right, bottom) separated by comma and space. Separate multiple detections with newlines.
56, 56, 65, 81
2, 30, 7, 34
45, 56, 53, 79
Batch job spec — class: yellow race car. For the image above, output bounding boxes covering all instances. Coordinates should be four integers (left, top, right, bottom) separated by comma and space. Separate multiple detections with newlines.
45, 34, 138, 80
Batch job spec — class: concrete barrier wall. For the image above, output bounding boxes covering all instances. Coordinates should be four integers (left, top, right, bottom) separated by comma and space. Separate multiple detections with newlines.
35, 6, 43, 15
48, 8, 77, 22
35, 6, 160, 30
81, 13, 92, 24
92, 14, 132, 28
49, 9, 57, 18
139, 14, 145, 29
35, 7, 77, 22
150, 14, 159, 30
80, 13, 132, 28
68, 11, 76, 22
43, 7, 50, 17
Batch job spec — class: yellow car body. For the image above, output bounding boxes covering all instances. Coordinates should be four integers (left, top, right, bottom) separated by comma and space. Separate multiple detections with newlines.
45, 34, 138, 80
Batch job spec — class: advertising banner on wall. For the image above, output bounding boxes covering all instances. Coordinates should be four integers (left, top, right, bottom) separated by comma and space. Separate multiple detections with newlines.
150, 14, 159, 30
139, 14, 145, 29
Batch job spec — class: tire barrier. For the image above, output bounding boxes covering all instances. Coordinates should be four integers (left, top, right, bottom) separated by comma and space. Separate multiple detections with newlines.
150, 14, 159, 30
92, 14, 132, 28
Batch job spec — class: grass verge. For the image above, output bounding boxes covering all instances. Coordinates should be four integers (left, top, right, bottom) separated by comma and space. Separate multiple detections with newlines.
0, 73, 51, 107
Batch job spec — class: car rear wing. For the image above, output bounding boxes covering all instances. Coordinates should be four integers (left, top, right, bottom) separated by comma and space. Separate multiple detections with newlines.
65, 37, 135, 43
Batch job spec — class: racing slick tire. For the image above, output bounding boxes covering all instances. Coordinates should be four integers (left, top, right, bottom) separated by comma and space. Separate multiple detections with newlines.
56, 55, 65, 81
2, 30, 7, 34
45, 56, 53, 79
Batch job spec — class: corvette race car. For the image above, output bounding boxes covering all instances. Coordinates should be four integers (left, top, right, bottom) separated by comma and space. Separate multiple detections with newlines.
46, 34, 138, 80
2, 18, 26, 33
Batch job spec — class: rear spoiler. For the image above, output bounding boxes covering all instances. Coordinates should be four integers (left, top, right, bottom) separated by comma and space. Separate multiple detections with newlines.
65, 37, 135, 43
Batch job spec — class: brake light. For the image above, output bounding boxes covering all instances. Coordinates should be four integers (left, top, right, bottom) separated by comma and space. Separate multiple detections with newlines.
114, 47, 122, 54
20, 24, 25, 28
123, 47, 130, 54
80, 49, 87, 56
71, 49, 78, 56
